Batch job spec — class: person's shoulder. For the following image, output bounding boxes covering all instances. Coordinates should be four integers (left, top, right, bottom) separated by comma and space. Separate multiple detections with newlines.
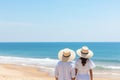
69, 61, 74, 65
88, 59, 95, 64
88, 59, 96, 68
75, 58, 80, 62
57, 61, 62, 65
68, 61, 75, 68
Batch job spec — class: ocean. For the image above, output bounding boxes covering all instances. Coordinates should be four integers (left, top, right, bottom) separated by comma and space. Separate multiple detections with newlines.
0, 42, 120, 78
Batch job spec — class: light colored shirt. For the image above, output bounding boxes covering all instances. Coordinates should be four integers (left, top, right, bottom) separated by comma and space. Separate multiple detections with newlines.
75, 59, 96, 80
55, 61, 75, 80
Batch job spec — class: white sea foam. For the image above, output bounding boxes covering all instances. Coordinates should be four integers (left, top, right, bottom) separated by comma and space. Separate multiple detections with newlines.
0, 56, 120, 76
96, 65, 120, 70
0, 56, 59, 75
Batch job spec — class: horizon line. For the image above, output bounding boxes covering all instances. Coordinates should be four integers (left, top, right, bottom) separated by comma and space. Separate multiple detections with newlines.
0, 41, 119, 43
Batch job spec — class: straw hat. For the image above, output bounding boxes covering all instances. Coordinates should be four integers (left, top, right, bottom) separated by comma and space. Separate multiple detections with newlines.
76, 46, 93, 58
58, 48, 76, 62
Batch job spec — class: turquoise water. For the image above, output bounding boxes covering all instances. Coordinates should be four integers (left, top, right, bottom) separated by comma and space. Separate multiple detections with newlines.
0, 42, 120, 60
0, 42, 120, 72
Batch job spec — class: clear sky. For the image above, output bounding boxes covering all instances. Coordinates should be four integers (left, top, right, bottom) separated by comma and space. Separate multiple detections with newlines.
0, 0, 120, 42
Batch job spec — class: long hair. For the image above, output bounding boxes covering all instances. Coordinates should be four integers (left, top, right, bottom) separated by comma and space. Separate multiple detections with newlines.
80, 57, 88, 66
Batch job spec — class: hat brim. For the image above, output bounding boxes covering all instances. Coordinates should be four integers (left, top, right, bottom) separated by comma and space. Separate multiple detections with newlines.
76, 49, 93, 58
58, 49, 76, 62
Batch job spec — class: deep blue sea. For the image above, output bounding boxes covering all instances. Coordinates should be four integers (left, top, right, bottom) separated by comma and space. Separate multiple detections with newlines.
0, 42, 120, 76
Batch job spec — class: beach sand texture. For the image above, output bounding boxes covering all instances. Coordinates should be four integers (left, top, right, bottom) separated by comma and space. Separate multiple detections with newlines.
0, 64, 54, 80
0, 64, 118, 80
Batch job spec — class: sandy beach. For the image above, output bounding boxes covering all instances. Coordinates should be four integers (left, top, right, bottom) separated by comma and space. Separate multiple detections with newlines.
0, 64, 54, 80
0, 64, 119, 80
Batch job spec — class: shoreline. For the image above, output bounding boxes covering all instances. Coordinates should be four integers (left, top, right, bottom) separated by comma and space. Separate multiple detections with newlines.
0, 64, 119, 80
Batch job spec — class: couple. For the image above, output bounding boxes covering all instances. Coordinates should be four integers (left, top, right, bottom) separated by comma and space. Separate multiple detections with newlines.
55, 46, 96, 80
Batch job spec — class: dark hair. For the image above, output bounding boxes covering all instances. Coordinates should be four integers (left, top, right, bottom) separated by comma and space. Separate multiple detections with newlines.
80, 57, 88, 66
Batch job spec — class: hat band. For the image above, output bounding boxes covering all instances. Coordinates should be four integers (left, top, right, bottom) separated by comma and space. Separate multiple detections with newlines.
63, 54, 71, 57
81, 51, 88, 54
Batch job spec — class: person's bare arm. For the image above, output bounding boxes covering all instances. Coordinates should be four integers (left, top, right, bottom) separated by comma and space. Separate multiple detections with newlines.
72, 77, 75, 80
89, 69, 93, 80
75, 68, 78, 75
55, 77, 58, 80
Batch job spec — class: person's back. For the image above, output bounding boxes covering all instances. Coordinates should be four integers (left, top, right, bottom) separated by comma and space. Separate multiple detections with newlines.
55, 48, 76, 80
75, 58, 95, 80
55, 61, 75, 80
75, 46, 96, 80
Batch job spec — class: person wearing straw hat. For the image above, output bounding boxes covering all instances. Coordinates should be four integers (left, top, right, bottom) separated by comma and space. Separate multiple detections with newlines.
55, 48, 76, 80
75, 46, 96, 80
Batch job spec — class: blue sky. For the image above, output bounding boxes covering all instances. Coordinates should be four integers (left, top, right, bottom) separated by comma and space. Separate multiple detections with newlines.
0, 0, 120, 42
